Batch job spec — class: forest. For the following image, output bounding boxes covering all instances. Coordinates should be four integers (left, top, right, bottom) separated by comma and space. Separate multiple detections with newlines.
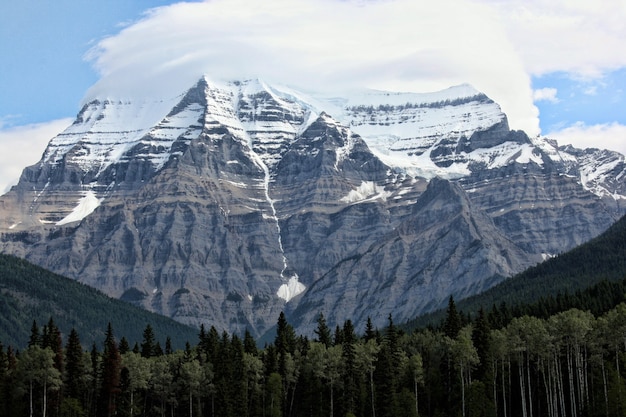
3, 284, 626, 417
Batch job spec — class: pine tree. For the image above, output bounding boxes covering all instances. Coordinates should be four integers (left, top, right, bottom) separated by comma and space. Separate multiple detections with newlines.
98, 323, 121, 417
472, 308, 491, 381
444, 296, 461, 338
342, 319, 358, 416
28, 320, 40, 348
118, 337, 130, 355
275, 312, 296, 378
140, 324, 155, 358
364, 316, 378, 342
244, 329, 258, 356
64, 328, 85, 400
315, 313, 332, 347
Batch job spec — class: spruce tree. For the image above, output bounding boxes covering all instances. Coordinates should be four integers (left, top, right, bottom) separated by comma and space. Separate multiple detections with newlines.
443, 296, 461, 338
98, 323, 121, 417
140, 324, 155, 358
64, 328, 84, 400
118, 337, 130, 355
471, 308, 491, 381
315, 312, 332, 347
28, 320, 40, 348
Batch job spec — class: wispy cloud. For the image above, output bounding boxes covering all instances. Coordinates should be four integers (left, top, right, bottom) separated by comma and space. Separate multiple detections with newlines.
533, 88, 559, 103
0, 119, 72, 194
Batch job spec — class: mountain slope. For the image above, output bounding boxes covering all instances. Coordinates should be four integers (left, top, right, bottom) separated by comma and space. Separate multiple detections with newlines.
0, 76, 625, 336
0, 254, 199, 349
409, 213, 626, 328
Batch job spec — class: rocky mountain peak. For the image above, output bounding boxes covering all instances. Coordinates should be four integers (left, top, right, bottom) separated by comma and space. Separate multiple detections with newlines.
1, 76, 625, 337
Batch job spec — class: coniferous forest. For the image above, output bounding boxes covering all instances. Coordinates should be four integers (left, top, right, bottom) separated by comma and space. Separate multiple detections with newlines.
4, 291, 626, 417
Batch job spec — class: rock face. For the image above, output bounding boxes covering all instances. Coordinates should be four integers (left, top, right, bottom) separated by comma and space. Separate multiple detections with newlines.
1, 76, 624, 337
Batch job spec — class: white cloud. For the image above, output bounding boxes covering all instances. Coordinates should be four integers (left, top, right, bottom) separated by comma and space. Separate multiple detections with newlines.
533, 87, 559, 103
485, 0, 626, 77
547, 122, 626, 156
0, 119, 72, 194
83, 0, 539, 135
78, 0, 626, 148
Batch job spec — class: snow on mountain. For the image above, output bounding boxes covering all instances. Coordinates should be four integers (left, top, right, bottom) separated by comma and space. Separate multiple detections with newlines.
56, 190, 101, 225
31, 76, 626, 222
2, 75, 625, 337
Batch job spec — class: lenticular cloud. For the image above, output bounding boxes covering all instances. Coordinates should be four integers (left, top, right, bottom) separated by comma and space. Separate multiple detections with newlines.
83, 0, 623, 138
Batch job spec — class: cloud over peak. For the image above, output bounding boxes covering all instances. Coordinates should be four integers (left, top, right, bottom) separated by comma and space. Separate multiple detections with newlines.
84, 0, 626, 138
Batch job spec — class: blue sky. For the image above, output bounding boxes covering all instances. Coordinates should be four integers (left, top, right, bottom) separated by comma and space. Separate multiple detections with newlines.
1, 0, 625, 192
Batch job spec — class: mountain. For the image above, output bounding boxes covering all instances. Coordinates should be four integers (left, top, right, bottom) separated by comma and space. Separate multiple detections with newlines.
407, 212, 626, 329
0, 76, 624, 337
0, 253, 199, 349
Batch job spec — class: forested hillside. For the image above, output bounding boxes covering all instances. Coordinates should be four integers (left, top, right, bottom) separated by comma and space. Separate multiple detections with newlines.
0, 254, 198, 348
408, 213, 626, 329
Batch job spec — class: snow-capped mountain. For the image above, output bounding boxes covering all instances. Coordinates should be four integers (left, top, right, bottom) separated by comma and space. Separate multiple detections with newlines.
0, 76, 624, 337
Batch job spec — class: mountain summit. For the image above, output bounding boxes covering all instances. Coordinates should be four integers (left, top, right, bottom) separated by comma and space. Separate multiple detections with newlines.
1, 76, 624, 336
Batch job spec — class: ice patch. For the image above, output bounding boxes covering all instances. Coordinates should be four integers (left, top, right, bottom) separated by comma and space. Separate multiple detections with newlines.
56, 191, 101, 226
340, 181, 391, 203
277, 276, 306, 302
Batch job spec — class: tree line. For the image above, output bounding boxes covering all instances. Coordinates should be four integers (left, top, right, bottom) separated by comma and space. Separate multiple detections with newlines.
3, 296, 626, 417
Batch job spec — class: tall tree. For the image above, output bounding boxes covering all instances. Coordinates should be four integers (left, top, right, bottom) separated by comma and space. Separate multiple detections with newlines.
140, 325, 156, 358
64, 328, 85, 400
444, 296, 462, 339
472, 308, 491, 382
17, 346, 62, 417
99, 323, 121, 417
315, 313, 332, 348
342, 319, 358, 416
28, 320, 40, 348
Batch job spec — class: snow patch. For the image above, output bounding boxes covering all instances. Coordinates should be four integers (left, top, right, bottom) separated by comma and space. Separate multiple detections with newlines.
56, 191, 101, 226
340, 181, 391, 203
277, 276, 306, 302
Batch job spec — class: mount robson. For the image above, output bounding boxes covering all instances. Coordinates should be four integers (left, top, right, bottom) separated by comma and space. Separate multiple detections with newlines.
1, 76, 625, 338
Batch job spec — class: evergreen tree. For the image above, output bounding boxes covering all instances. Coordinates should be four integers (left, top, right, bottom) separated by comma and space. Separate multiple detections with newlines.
472, 308, 491, 381
364, 316, 378, 342
444, 296, 461, 338
64, 328, 85, 400
275, 312, 296, 379
244, 329, 258, 356
98, 323, 121, 417
28, 320, 40, 348
315, 313, 332, 347
118, 337, 130, 355
342, 319, 358, 416
140, 324, 155, 358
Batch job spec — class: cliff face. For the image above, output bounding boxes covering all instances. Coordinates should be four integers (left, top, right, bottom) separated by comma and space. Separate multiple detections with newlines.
1, 77, 624, 337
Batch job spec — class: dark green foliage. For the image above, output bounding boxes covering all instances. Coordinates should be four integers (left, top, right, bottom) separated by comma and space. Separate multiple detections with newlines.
0, 253, 198, 349
314, 312, 332, 347
64, 328, 84, 399
443, 296, 461, 338
141, 324, 156, 358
